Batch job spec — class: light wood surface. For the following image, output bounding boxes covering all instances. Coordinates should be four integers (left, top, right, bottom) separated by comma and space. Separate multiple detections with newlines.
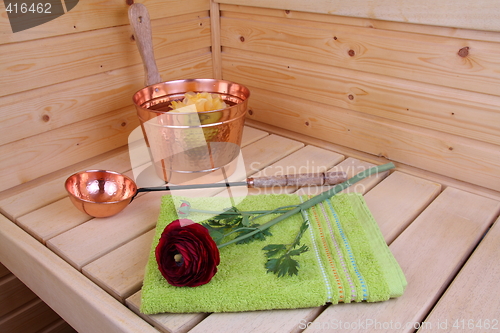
221, 9, 500, 96
0, 149, 131, 220
210, 0, 223, 79
219, 4, 500, 43
246, 119, 500, 202
0, 48, 212, 147
239, 85, 500, 191
420, 216, 500, 332
0, 0, 210, 45
82, 229, 156, 302
363, 171, 442, 244
1, 126, 500, 333
217, 0, 500, 32
0, 106, 139, 193
305, 187, 500, 333
0, 12, 211, 98
225, 53, 500, 148
0, 215, 158, 333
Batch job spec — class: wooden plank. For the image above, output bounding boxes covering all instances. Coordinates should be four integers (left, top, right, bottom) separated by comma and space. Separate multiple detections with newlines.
295, 157, 389, 196
216, 0, 500, 32
183, 173, 448, 333
0, 274, 38, 317
223, 50, 500, 147
0, 106, 139, 193
126, 291, 208, 333
0, 149, 131, 220
37, 319, 77, 333
241, 86, 500, 192
0, 0, 210, 45
12, 126, 265, 243
220, 4, 500, 43
0, 299, 60, 333
46, 134, 303, 270
0, 215, 158, 333
0, 12, 211, 97
420, 217, 500, 332
246, 119, 500, 203
220, 14, 500, 96
0, 48, 212, 146
304, 187, 500, 333
240, 126, 268, 146
16, 169, 140, 243
364, 172, 441, 244
0, 263, 9, 279
82, 229, 155, 302
210, 0, 222, 79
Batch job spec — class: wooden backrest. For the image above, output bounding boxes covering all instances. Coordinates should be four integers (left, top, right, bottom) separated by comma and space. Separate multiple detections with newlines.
1, 0, 499, 194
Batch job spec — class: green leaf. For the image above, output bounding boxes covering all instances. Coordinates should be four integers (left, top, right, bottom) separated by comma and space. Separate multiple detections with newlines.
278, 256, 300, 277
288, 244, 309, 257
262, 244, 286, 258
265, 258, 281, 274
241, 215, 250, 227
202, 223, 225, 244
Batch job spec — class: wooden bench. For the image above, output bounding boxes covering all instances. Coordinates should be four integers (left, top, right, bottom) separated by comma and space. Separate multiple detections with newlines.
1, 1, 500, 332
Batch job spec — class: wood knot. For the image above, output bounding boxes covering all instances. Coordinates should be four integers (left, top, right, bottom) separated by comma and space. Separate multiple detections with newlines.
305, 121, 310, 126
348, 94, 354, 100
248, 109, 253, 116
285, 10, 290, 14
239, 36, 245, 42
126, 0, 134, 5
458, 47, 469, 58
121, 122, 127, 127
348, 49, 355, 57
42, 114, 50, 122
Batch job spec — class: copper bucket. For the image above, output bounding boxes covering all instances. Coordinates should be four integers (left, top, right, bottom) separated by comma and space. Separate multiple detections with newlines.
129, 5, 250, 183
133, 79, 249, 183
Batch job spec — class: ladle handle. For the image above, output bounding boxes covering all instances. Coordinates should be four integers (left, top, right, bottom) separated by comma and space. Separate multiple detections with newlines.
128, 3, 162, 86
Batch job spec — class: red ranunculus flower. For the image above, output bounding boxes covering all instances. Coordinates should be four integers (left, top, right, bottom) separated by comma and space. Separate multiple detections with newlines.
155, 219, 220, 287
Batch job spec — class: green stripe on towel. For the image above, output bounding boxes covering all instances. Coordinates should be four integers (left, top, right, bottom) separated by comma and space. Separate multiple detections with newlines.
140, 193, 406, 314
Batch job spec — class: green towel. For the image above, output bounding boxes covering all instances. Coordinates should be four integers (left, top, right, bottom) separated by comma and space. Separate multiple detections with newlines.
140, 193, 406, 314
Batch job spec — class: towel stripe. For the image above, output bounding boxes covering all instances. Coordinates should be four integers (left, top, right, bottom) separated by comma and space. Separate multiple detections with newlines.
319, 201, 357, 302
310, 203, 344, 301
325, 199, 368, 301
299, 198, 333, 303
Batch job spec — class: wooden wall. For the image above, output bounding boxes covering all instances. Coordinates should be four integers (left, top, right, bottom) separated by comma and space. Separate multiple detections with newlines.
0, 0, 215, 331
218, 3, 500, 191
0, 0, 214, 193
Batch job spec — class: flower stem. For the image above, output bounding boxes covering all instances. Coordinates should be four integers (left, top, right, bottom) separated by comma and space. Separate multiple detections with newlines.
217, 162, 395, 249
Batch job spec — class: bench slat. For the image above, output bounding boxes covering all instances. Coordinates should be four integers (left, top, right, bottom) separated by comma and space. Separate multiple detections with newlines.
303, 187, 500, 333
186, 171, 443, 333
46, 134, 303, 270
420, 216, 500, 331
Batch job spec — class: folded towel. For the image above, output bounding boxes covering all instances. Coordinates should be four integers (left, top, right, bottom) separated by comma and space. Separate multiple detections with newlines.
140, 193, 406, 314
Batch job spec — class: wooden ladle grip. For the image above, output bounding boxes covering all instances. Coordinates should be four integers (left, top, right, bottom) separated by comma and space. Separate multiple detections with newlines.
128, 3, 162, 86
248, 171, 348, 188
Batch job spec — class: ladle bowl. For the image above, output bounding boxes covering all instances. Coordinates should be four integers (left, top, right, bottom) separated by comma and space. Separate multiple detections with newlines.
65, 170, 137, 218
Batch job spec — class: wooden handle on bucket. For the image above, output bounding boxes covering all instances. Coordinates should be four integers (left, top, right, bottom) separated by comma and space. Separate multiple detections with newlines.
128, 3, 162, 86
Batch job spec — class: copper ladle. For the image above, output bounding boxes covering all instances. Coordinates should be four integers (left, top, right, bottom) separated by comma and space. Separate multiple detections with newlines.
65, 169, 348, 218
